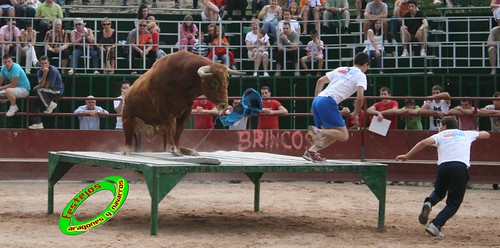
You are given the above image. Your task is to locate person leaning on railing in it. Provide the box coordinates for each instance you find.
[43,18,70,74]
[126,19,156,74]
[68,18,99,75]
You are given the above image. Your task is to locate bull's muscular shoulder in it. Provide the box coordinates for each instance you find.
[160,50,213,73]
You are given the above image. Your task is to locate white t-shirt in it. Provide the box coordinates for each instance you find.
[245,31,259,45]
[277,20,300,34]
[424,100,450,131]
[317,66,367,104]
[114,95,123,129]
[431,129,479,168]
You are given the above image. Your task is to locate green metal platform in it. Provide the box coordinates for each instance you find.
[47,151,387,235]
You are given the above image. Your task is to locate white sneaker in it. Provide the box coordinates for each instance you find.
[401,50,409,57]
[28,123,44,129]
[253,71,258,77]
[294,71,300,76]
[420,50,427,57]
[93,70,100,74]
[275,71,281,76]
[263,72,270,77]
[44,102,57,114]
[433,0,441,5]
[384,40,389,45]
[5,105,18,117]
[25,70,31,74]
[68,69,74,75]
[425,223,444,237]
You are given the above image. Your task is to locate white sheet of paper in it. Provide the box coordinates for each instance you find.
[368,118,391,136]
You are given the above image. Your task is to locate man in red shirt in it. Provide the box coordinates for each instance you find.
[191,95,220,129]
[367,86,399,129]
[258,86,288,129]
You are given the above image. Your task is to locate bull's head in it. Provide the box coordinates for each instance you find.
[197,64,244,111]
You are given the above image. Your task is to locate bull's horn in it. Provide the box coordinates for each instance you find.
[197,66,212,77]
[227,68,245,75]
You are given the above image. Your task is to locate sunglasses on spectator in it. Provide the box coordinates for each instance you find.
[75,23,83,26]
[139,24,147,27]
[10,23,16,25]
[102,23,111,26]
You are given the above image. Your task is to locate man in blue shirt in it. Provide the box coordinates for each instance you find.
[28,56,64,129]
[0,54,31,117]
[74,95,109,130]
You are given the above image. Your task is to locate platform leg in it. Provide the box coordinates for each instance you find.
[245,172,263,212]
[359,170,387,230]
[48,182,55,214]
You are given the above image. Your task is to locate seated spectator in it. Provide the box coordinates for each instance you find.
[322,0,350,34]
[15,0,38,29]
[449,99,478,130]
[356,0,370,20]
[300,0,323,35]
[0,19,21,62]
[69,18,99,75]
[492,0,500,26]
[201,0,221,23]
[246,19,270,77]
[419,85,450,131]
[0,0,16,21]
[74,95,109,130]
[363,0,388,41]
[191,95,219,129]
[178,14,198,51]
[277,8,301,35]
[193,31,209,57]
[227,0,248,21]
[0,54,30,117]
[364,19,384,74]
[397,99,422,130]
[35,0,63,42]
[366,86,398,129]
[258,0,281,39]
[252,0,269,17]
[400,0,428,57]
[289,2,301,21]
[205,24,237,70]
[480,91,500,132]
[113,80,130,130]
[300,29,324,76]
[97,17,116,75]
[275,22,300,76]
[20,22,39,74]
[209,25,231,66]
[43,19,69,74]
[486,26,500,75]
[126,19,157,74]
[137,4,151,20]
[28,55,63,130]
[258,86,288,129]
[147,16,164,59]
[390,0,409,44]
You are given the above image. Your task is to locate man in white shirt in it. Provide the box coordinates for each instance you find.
[114,80,130,130]
[419,85,451,131]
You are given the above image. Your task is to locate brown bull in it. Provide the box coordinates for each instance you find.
[121,51,243,156]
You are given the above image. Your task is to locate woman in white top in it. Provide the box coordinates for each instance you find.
[258,0,282,39]
[20,23,38,74]
[365,19,384,73]
[245,18,270,77]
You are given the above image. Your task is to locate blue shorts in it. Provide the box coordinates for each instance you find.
[311,96,346,128]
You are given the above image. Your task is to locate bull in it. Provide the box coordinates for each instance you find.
[121,51,243,156]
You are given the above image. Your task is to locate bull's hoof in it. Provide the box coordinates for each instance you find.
[180,147,199,156]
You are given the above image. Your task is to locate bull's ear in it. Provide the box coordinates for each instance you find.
[211,78,220,89]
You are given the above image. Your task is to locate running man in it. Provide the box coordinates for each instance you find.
[304,52,370,162]
[396,116,490,237]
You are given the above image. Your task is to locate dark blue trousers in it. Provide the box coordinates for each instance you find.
[425,161,469,228]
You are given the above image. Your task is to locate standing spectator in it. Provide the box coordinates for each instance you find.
[300,29,324,76]
[277,8,301,35]
[69,18,99,75]
[449,99,478,130]
[191,95,219,129]
[97,17,116,75]
[396,116,490,238]
[20,22,39,74]
[127,19,156,74]
[113,80,130,130]
[322,0,350,34]
[299,0,323,35]
[419,85,451,131]
[390,0,409,44]
[0,54,30,117]
[398,99,422,130]
[227,98,249,130]
[15,0,39,29]
[74,96,109,130]
[43,19,69,74]
[364,19,384,73]
[275,22,300,76]
[209,25,231,66]
[35,0,63,42]
[252,0,268,17]
[0,19,21,62]
[258,86,288,129]
[486,26,500,75]
[201,0,221,23]
[28,55,63,130]
[400,0,428,57]
[362,0,388,41]
[304,52,370,162]
[366,86,398,129]
[258,0,281,39]
[227,0,248,21]
[178,14,198,51]
[480,91,500,132]
[346,101,369,129]
[193,31,209,57]
[246,19,270,77]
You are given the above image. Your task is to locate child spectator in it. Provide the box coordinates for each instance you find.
[210,26,231,66]
[179,14,198,51]
[250,28,270,60]
[193,31,209,57]
[300,29,324,76]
